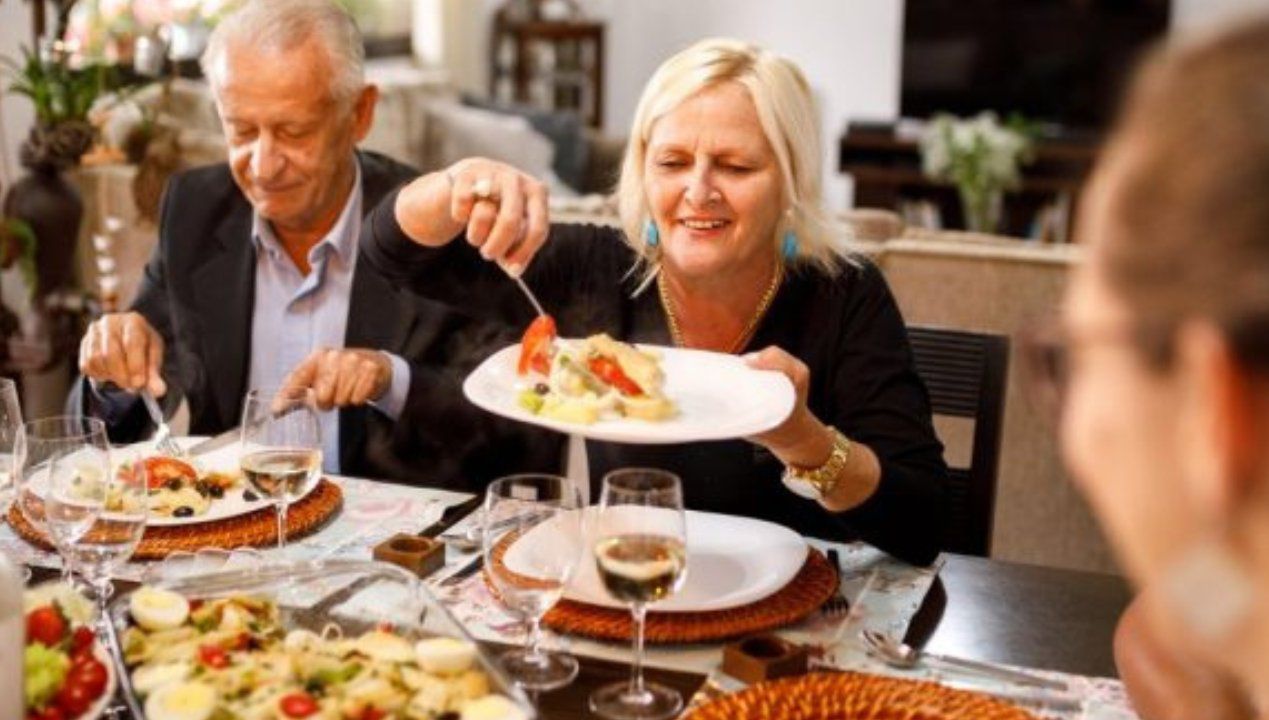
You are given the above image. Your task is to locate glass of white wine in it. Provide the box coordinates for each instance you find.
[239,387,322,550]
[588,468,687,720]
[482,473,584,691]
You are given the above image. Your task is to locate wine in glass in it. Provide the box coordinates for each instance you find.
[18,417,111,584]
[239,387,321,549]
[589,468,688,720]
[482,474,584,690]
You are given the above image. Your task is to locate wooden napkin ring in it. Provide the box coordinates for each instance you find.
[373,534,446,578]
[722,634,809,684]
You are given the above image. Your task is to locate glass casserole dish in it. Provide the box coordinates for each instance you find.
[104,553,535,719]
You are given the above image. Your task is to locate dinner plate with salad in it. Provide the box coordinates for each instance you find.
[463,316,796,443]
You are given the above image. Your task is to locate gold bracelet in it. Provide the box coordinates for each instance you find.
[781,428,853,501]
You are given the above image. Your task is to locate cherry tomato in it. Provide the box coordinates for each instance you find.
[517,315,557,376]
[137,456,198,491]
[587,356,643,396]
[25,606,67,647]
[54,681,93,717]
[69,626,94,655]
[359,707,386,720]
[29,707,65,720]
[68,658,108,698]
[198,643,229,669]
[279,693,320,718]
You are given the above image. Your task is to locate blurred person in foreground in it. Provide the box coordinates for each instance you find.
[363,38,948,565]
[1055,17,1269,719]
[72,0,557,486]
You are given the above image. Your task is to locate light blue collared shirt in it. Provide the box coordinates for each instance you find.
[247,162,409,473]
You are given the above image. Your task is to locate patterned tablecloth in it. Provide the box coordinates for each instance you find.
[2,440,1138,719]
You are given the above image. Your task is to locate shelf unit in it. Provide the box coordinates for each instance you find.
[490,8,605,128]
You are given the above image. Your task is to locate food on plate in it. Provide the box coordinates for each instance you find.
[121,588,521,720]
[515,330,677,425]
[23,584,112,720]
[112,455,242,519]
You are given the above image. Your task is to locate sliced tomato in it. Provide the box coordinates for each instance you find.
[198,643,229,669]
[138,456,198,491]
[279,693,320,718]
[517,315,557,376]
[588,356,643,397]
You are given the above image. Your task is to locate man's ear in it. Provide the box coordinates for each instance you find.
[351,84,379,143]
[1176,321,1261,521]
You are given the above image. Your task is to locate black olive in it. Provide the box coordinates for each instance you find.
[534,383,549,395]
[243,489,259,502]
[164,477,183,491]
[208,485,225,499]
[173,506,194,517]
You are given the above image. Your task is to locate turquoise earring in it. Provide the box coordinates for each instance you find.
[645,221,660,248]
[781,231,799,261]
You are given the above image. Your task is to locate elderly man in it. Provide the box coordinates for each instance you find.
[74,0,558,485]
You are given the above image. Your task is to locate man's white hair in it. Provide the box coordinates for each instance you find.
[201,0,365,106]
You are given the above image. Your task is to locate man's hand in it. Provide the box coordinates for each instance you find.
[281,348,393,411]
[78,312,166,396]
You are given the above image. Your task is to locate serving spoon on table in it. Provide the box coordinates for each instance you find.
[862,629,1069,691]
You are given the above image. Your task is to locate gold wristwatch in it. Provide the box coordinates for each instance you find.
[781,428,853,501]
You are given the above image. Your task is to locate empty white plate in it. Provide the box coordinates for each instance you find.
[502,508,808,613]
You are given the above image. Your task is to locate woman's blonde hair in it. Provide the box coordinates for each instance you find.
[615,38,850,280]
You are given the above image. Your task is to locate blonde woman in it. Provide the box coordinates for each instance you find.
[1054,17,1269,718]
[365,39,947,565]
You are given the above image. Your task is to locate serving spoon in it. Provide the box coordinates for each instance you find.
[862,629,1068,691]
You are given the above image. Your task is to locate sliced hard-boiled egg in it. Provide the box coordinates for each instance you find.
[144,680,216,720]
[130,587,191,631]
[283,628,321,652]
[131,661,192,695]
[414,637,477,675]
[353,629,416,663]
[460,694,529,720]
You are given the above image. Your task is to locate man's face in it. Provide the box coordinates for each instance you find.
[209,37,376,234]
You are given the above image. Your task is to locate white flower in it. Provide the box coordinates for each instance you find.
[920,112,1032,191]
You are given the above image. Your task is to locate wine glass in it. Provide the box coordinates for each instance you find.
[46,446,147,633]
[17,417,111,584]
[482,474,584,690]
[0,378,22,519]
[588,468,688,720]
[239,387,322,550]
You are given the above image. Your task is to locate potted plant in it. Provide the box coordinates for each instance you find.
[920,112,1034,234]
[1,44,108,298]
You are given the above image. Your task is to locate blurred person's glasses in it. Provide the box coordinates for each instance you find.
[1020,313,1176,427]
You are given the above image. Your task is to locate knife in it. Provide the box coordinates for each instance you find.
[418,495,484,539]
[186,428,241,457]
[439,553,485,587]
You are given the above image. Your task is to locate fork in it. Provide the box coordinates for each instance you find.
[139,388,187,458]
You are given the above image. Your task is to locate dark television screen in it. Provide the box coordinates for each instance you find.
[901,0,1170,133]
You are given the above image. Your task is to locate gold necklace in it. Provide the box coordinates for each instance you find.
[658,262,784,354]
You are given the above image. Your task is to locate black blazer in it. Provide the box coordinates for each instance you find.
[73,151,562,488]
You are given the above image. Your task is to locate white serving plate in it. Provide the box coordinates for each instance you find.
[463,341,796,444]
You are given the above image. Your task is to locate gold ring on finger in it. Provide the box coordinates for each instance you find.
[472,177,497,203]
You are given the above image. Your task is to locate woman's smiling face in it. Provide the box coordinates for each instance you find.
[643,81,785,282]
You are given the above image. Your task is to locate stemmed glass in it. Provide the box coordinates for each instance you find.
[45,445,147,634]
[16,417,111,584]
[239,387,322,550]
[0,379,24,577]
[588,468,688,720]
[482,474,584,691]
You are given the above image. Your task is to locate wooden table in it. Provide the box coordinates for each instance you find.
[27,554,1130,719]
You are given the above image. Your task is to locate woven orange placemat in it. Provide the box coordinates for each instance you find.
[682,671,1039,720]
[7,479,343,560]
[486,533,837,644]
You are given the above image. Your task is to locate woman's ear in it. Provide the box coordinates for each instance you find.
[1175,321,1261,521]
